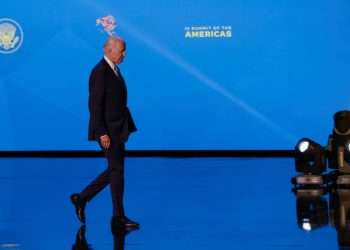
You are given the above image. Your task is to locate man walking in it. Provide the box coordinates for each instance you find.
[70,36,139,229]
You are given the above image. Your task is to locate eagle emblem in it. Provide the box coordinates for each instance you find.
[0,18,23,54]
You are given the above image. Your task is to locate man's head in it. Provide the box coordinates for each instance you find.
[103,36,126,65]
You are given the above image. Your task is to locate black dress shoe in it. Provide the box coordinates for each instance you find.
[111,216,140,229]
[112,226,138,249]
[123,217,140,228]
[70,193,86,224]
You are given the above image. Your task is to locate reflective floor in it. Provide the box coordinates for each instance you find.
[0,157,344,250]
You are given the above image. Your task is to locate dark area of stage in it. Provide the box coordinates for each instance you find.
[0,157,342,249]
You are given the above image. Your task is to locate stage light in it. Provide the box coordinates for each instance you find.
[294,138,326,175]
[327,111,350,177]
[292,138,326,187]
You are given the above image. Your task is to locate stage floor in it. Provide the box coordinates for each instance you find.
[0,157,340,250]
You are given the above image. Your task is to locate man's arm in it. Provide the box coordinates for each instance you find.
[89,67,108,139]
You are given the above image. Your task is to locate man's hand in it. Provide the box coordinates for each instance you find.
[100,134,111,149]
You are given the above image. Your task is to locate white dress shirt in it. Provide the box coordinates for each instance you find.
[104,55,119,77]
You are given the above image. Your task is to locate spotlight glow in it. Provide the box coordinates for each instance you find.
[302,222,312,231]
[346,141,350,152]
[298,141,310,153]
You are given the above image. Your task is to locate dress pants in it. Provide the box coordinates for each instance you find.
[80,141,125,217]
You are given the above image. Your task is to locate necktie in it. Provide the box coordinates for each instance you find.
[114,66,120,77]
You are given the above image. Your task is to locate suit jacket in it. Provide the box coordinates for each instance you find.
[88,58,137,143]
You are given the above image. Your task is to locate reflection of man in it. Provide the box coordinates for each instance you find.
[70,36,139,229]
[72,226,90,250]
[72,225,137,250]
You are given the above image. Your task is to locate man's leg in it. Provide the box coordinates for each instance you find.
[79,169,110,202]
[106,143,125,217]
[107,143,140,229]
[80,141,126,216]
[79,141,112,202]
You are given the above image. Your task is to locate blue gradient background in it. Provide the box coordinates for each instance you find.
[1,0,350,150]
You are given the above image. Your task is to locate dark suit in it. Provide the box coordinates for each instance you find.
[88,58,136,142]
[80,58,137,217]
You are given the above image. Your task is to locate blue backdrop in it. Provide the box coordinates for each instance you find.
[1,0,350,150]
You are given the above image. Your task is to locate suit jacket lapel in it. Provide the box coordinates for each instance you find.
[101,58,121,80]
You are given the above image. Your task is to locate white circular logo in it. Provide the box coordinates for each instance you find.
[0,18,24,54]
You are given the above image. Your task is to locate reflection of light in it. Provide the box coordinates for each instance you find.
[0,243,21,249]
[346,140,350,152]
[298,141,310,153]
[302,219,312,231]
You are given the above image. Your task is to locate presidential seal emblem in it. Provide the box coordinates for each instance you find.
[0,18,24,54]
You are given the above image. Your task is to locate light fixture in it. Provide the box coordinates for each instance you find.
[295,138,326,175]
[328,111,350,173]
[327,111,350,186]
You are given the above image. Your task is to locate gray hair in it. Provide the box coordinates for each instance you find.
[103,36,125,50]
